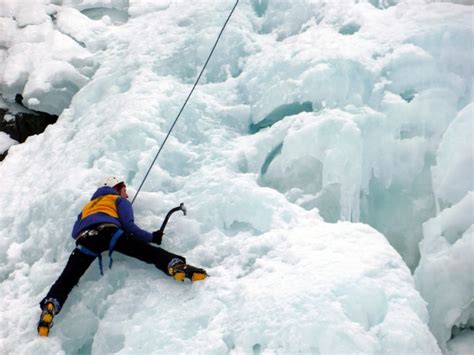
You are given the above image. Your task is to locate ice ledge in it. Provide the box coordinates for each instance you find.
[83,222,441,354]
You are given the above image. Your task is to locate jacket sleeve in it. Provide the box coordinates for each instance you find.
[116,198,153,243]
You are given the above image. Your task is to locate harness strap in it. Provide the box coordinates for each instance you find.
[108,229,124,270]
[77,245,103,275]
[76,228,124,276]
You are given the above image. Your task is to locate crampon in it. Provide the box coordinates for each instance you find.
[37,302,56,337]
[168,263,208,282]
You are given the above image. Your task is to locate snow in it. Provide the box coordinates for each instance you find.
[415,193,474,352]
[128,0,171,18]
[236,0,473,271]
[432,104,474,207]
[0,2,98,115]
[414,103,473,353]
[447,329,474,355]
[0,0,472,353]
[0,131,18,154]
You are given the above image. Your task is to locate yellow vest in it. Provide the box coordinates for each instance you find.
[81,195,119,219]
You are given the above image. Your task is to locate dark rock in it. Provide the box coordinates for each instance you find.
[11,111,58,143]
[0,96,58,161]
[15,94,23,105]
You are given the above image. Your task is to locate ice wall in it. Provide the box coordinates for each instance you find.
[414,104,474,352]
[237,0,473,271]
[0,0,471,353]
[431,105,474,209]
[415,193,473,352]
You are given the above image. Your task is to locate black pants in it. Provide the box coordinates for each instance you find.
[40,228,185,312]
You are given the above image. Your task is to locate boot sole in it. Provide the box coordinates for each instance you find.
[172,271,208,282]
[191,273,208,281]
[169,266,208,282]
[173,272,186,282]
[38,325,50,337]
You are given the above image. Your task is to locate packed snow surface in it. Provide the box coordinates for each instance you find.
[0,0,472,354]
[0,131,18,154]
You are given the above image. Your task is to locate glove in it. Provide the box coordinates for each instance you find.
[152,230,163,245]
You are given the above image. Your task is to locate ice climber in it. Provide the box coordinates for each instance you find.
[37,176,207,336]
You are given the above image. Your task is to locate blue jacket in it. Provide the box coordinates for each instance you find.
[71,186,153,243]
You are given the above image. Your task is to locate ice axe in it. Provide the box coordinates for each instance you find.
[158,203,186,234]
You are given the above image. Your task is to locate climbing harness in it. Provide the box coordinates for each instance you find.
[107,228,124,270]
[77,227,124,275]
[131,0,240,204]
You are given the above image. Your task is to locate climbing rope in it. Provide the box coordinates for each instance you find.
[131,0,240,204]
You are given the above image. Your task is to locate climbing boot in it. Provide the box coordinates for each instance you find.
[37,301,57,336]
[168,262,208,282]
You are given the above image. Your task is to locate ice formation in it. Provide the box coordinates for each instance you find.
[0,131,18,154]
[0,0,99,115]
[414,104,474,353]
[0,0,472,353]
[237,0,473,271]
[415,193,473,352]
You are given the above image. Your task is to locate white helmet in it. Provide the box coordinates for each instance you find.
[99,176,123,188]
